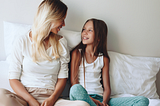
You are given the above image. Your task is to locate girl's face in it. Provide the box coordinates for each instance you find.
[81,21,95,45]
[51,13,67,34]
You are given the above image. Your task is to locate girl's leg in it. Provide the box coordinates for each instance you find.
[0,88,28,106]
[69,84,97,106]
[108,96,149,106]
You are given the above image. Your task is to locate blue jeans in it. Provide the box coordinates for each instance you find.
[69,84,149,106]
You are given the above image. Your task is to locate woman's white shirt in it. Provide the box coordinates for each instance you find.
[8,31,70,90]
[79,54,104,96]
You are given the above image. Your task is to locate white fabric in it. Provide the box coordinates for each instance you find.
[3,21,32,57]
[58,29,81,51]
[0,61,13,92]
[3,21,81,60]
[8,32,70,90]
[79,54,104,96]
[108,51,160,99]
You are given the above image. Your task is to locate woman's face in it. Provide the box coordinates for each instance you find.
[81,21,95,45]
[51,13,67,34]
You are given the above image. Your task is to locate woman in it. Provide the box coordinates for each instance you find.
[0,0,89,106]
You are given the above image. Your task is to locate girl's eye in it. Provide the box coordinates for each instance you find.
[82,29,85,31]
[89,30,92,32]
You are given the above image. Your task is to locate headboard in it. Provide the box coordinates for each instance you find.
[0,0,160,97]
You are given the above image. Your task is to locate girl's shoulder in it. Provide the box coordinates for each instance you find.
[71,48,81,57]
[103,56,110,65]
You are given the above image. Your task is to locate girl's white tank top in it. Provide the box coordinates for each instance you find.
[78,52,104,96]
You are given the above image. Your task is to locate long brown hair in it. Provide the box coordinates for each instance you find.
[71,18,110,84]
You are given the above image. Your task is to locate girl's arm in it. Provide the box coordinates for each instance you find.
[102,56,111,105]
[10,79,40,106]
[41,78,67,106]
[70,50,79,86]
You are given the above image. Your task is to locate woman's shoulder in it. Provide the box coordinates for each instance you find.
[14,31,30,44]
[59,36,67,45]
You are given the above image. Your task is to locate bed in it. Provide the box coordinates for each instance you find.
[1,22,160,106]
[0,0,160,106]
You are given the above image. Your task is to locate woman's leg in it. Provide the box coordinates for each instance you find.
[26,87,90,106]
[109,96,149,106]
[0,88,28,106]
[69,84,97,106]
[54,98,90,106]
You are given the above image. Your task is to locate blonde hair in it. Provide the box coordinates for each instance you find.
[31,0,67,62]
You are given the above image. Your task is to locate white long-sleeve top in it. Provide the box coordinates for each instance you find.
[8,31,70,90]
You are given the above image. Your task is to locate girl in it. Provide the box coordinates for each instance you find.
[69,18,149,106]
[0,0,89,106]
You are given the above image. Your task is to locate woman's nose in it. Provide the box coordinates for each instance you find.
[62,21,65,26]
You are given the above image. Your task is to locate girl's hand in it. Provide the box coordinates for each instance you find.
[102,101,109,106]
[28,98,40,106]
[41,97,54,106]
[92,99,103,106]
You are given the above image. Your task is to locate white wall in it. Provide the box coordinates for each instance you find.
[0,0,42,60]
[63,0,160,57]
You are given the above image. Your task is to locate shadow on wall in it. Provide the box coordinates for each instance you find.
[107,25,121,52]
[156,69,160,98]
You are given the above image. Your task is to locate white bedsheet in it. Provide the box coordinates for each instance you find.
[0,61,160,105]
[0,61,13,91]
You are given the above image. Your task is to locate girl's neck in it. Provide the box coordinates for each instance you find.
[85,45,94,57]
[85,45,98,64]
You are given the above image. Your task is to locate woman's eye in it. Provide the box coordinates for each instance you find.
[89,30,92,32]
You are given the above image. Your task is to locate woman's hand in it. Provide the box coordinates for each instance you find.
[40,78,67,106]
[41,97,54,106]
[10,79,40,106]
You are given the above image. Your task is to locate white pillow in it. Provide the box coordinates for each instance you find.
[108,51,160,99]
[58,29,81,51]
[3,21,32,57]
[3,21,81,58]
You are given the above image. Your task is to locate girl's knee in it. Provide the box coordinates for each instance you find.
[70,84,85,94]
[69,84,88,101]
[71,84,83,90]
[138,96,149,104]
